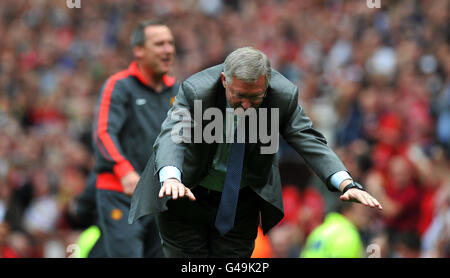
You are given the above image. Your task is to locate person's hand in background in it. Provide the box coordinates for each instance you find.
[121,171,140,196]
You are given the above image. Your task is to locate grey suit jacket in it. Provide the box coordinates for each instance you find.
[129,64,348,234]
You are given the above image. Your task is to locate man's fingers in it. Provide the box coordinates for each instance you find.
[367,195,377,208]
[172,183,179,199]
[359,192,375,207]
[178,183,185,198]
[371,196,383,210]
[159,182,174,198]
[185,188,196,201]
[165,182,172,196]
[159,181,195,201]
[341,189,384,211]
[376,201,383,210]
[159,185,166,198]
[340,190,363,204]
[360,192,380,209]
[358,192,369,206]
[340,191,354,201]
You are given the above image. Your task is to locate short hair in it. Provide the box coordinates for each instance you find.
[223,47,272,87]
[130,19,167,48]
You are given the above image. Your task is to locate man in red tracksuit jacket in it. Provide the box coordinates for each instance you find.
[92,20,179,257]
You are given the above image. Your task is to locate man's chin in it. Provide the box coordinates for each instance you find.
[160,68,172,76]
[159,63,173,73]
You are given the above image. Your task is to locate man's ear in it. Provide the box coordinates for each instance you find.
[220,72,227,88]
[133,45,144,59]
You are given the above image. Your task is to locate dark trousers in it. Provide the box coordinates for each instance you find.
[156,186,260,258]
[96,189,164,258]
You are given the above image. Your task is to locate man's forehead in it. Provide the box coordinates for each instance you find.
[231,75,265,85]
[230,75,266,90]
[144,25,173,39]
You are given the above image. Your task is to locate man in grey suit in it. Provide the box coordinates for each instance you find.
[129,47,382,258]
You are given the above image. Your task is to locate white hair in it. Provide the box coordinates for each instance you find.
[223,47,271,87]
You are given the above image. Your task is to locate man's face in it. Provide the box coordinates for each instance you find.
[135,25,175,75]
[221,73,267,110]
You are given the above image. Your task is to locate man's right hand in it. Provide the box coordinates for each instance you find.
[159,178,196,201]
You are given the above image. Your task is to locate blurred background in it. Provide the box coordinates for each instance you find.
[0,0,448,258]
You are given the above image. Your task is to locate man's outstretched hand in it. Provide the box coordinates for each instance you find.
[159,178,196,201]
[339,181,383,210]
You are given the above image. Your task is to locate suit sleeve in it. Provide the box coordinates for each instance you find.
[129,81,197,224]
[280,86,349,192]
[94,77,135,179]
[152,81,197,177]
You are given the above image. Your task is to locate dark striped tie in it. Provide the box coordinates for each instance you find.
[214,121,246,236]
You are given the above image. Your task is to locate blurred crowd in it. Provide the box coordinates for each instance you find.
[0,0,449,258]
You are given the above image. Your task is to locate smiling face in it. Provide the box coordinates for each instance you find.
[221,73,267,110]
[134,25,175,76]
